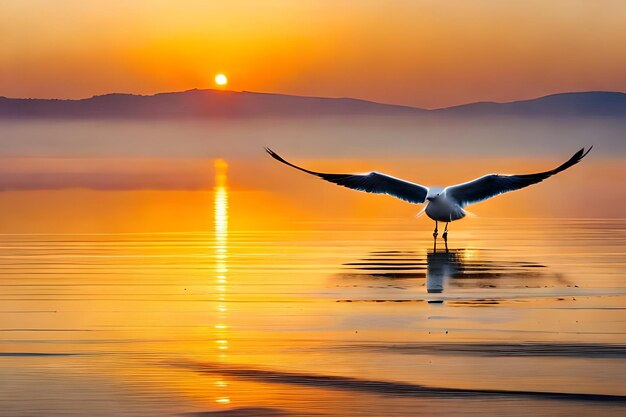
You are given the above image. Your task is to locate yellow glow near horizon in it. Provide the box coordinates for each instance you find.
[215,74,228,86]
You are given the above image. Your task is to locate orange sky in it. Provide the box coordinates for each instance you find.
[1,1,625,108]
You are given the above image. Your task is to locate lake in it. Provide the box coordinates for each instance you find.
[1,116,625,415]
[1,209,625,416]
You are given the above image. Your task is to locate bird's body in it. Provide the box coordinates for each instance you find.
[424,192,467,222]
[265,147,592,243]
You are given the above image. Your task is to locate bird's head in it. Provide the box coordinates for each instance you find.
[426,187,444,202]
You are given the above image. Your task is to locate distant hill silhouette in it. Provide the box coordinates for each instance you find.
[0,89,624,119]
[439,91,626,117]
[0,89,421,119]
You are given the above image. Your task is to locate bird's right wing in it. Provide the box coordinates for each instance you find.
[445,147,592,207]
[265,148,429,204]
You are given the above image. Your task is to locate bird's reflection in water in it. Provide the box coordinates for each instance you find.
[340,246,567,302]
[426,250,460,294]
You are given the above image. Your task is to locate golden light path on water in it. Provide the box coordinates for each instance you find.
[213,158,230,405]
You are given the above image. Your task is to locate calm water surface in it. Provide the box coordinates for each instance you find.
[1,217,625,416]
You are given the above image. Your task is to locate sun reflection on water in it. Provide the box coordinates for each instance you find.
[213,158,230,405]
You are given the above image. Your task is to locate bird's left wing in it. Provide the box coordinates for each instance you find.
[265,148,428,204]
[445,147,592,207]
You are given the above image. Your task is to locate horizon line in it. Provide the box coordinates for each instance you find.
[1,88,625,112]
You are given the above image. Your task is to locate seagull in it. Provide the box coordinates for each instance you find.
[265,147,592,242]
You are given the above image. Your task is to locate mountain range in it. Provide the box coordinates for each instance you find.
[0,89,624,119]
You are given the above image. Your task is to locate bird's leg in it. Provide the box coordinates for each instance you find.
[443,223,449,253]
[433,221,438,239]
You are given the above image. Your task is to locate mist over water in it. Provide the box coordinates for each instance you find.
[1,116,624,158]
[0,115,624,223]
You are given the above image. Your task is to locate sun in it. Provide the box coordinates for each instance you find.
[215,73,228,86]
